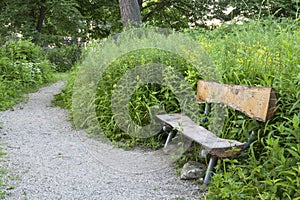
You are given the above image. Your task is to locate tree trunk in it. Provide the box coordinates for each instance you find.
[138,0,143,10]
[118,0,142,27]
[36,0,47,33]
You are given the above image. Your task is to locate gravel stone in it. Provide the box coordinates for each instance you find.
[0,82,202,200]
[180,161,206,180]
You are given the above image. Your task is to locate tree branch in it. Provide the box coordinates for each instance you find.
[142,0,172,21]
[36,0,47,33]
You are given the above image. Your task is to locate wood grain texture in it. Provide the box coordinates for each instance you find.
[156,114,245,158]
[196,80,277,122]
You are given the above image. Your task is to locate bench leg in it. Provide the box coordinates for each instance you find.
[203,156,217,185]
[164,130,175,148]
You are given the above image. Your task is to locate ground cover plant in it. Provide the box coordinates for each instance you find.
[0,39,55,110]
[0,39,56,198]
[45,43,81,72]
[191,18,300,199]
[54,18,299,199]
[56,47,207,149]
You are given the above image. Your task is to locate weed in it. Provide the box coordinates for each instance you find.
[54,18,300,199]
[0,39,55,110]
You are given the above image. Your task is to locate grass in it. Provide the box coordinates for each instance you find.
[0,40,68,198]
[30,17,300,199]
[192,18,300,199]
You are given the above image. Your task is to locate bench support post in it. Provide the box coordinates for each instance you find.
[163,125,176,148]
[203,156,217,185]
[164,130,175,148]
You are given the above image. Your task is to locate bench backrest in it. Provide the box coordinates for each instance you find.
[196,80,277,122]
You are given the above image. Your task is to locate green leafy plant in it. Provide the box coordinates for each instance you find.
[0,39,54,110]
[193,18,300,199]
[54,18,299,199]
[94,48,200,147]
[45,44,81,72]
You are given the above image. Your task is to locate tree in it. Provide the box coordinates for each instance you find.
[140,0,300,29]
[118,0,142,27]
[0,0,84,45]
[0,0,298,46]
[36,0,47,33]
[76,0,121,39]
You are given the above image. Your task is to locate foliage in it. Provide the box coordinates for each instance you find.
[52,67,79,110]
[94,49,197,147]
[188,18,300,199]
[0,39,54,85]
[1,0,299,46]
[0,39,54,110]
[142,0,300,30]
[45,44,81,72]
[228,0,300,19]
[54,46,203,148]
[0,0,84,44]
[141,0,203,29]
[56,18,300,199]
[76,0,122,39]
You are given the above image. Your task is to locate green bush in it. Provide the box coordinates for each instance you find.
[190,19,300,199]
[0,39,54,84]
[52,67,78,109]
[0,39,54,110]
[54,48,203,148]
[0,77,21,110]
[0,39,42,62]
[55,19,299,199]
[94,49,198,146]
[45,44,81,72]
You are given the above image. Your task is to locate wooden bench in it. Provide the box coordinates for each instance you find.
[156,80,277,184]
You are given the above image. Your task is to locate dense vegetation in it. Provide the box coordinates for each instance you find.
[195,19,300,200]
[1,0,299,45]
[0,0,299,199]
[54,18,300,199]
[0,40,54,110]
[0,39,78,197]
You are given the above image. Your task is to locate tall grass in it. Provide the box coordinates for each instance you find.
[0,39,55,110]
[190,18,300,199]
[0,39,55,198]
[54,18,299,199]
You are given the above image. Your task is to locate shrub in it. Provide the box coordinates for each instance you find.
[191,19,300,199]
[45,44,81,72]
[54,47,204,148]
[55,18,299,199]
[1,39,45,62]
[94,49,196,146]
[0,39,54,110]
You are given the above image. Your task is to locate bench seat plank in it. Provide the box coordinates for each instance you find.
[156,113,245,158]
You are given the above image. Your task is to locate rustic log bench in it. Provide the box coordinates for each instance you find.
[156,80,277,184]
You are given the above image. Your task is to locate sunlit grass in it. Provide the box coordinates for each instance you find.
[52,18,299,199]
[192,18,300,199]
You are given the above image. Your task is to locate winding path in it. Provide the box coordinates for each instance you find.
[0,82,201,199]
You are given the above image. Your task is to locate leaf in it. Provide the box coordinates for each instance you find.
[292,114,300,129]
[287,148,300,158]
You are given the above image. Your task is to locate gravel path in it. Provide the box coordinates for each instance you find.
[0,82,201,200]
